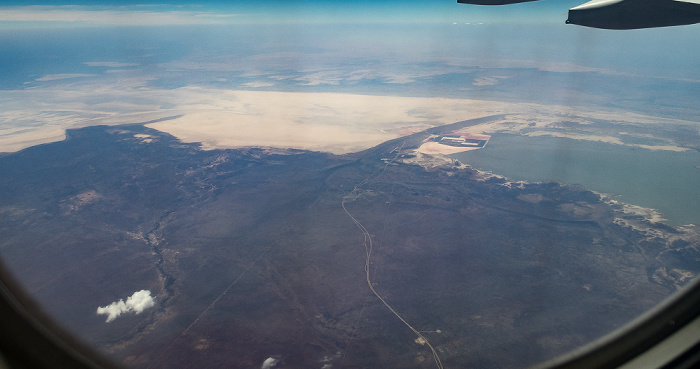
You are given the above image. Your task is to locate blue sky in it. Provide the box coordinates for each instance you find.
[0,1,698,87]
[0,1,697,73]
[1,2,697,83]
[0,1,580,26]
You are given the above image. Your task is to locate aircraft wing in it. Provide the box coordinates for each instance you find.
[458,0,700,29]
[566,0,700,29]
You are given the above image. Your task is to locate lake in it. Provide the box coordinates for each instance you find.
[452,133,700,226]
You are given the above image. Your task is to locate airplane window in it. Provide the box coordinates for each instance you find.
[0,1,698,369]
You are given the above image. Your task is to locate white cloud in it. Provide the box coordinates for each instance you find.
[242,81,275,88]
[319,351,341,368]
[0,6,239,26]
[473,75,510,87]
[261,357,278,369]
[96,290,155,323]
[84,62,139,68]
[440,56,620,75]
[294,71,344,86]
[35,74,95,82]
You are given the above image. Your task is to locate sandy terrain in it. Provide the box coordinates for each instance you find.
[416,141,484,155]
[145,90,513,154]
[1,86,696,154]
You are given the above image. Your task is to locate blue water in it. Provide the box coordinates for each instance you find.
[452,133,700,226]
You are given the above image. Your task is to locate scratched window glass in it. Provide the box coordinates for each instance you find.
[0,1,698,368]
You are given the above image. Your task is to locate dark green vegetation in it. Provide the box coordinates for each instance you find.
[0,118,698,369]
